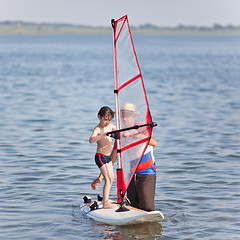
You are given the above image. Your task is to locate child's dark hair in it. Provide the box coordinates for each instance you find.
[98,106,114,120]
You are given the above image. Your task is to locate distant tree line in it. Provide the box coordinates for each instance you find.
[1,21,240,29]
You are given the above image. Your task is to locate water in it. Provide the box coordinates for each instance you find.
[0,34,239,239]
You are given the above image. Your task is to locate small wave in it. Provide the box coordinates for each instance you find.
[23,119,52,123]
[227,154,240,159]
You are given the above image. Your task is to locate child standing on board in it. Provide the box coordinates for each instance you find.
[89,106,116,209]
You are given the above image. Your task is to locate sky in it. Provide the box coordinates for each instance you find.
[0,0,240,27]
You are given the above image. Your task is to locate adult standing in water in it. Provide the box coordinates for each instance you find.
[119,103,157,212]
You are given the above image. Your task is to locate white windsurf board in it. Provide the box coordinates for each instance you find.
[80,200,164,226]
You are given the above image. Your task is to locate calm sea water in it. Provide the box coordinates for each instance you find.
[0,34,240,239]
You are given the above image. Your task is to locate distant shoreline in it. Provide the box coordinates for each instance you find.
[1,21,240,35]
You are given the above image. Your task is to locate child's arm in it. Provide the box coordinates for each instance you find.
[89,127,106,143]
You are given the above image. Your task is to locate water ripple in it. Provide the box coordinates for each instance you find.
[0,34,240,239]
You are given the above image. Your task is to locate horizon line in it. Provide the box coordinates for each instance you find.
[1,20,240,29]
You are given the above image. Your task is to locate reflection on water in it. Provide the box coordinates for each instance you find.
[101,222,163,240]
[118,222,164,239]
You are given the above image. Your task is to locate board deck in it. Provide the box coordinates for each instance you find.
[81,200,164,226]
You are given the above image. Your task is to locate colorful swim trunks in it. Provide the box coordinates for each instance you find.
[95,153,111,168]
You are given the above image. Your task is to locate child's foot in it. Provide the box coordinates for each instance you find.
[103,202,116,209]
[91,177,102,190]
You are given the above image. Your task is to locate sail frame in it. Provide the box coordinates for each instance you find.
[111,15,153,201]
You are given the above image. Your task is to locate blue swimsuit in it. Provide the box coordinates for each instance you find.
[95,153,111,168]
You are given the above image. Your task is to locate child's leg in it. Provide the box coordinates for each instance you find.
[100,162,114,208]
[92,150,117,190]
